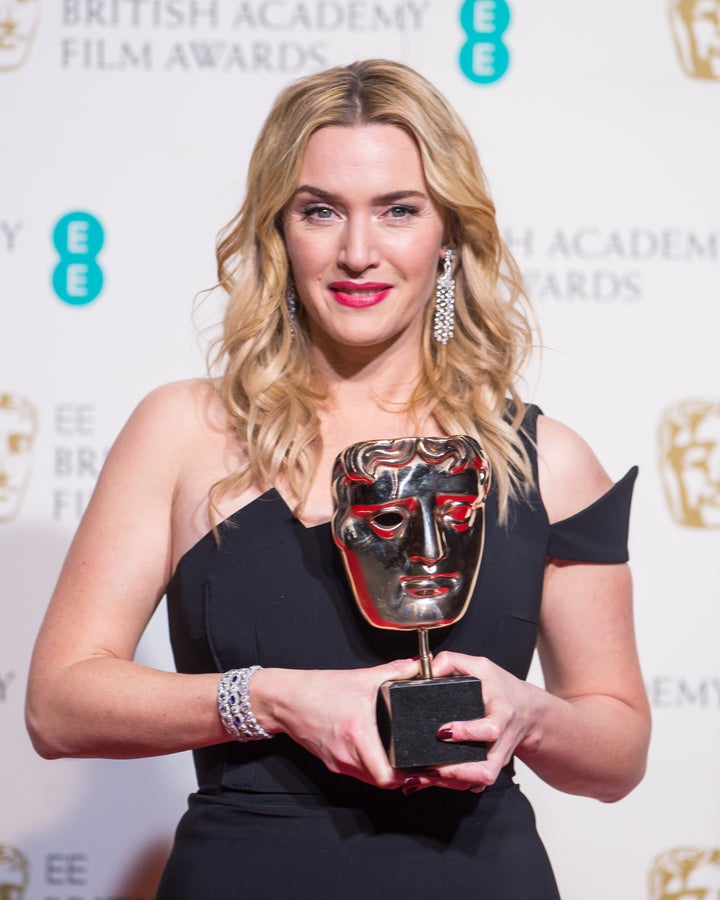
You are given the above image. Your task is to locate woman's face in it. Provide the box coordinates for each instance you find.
[283,124,446,356]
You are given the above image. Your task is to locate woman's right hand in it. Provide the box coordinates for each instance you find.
[250,660,420,789]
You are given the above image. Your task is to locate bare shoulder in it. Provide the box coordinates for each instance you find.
[124,378,223,438]
[109,379,223,469]
[42,380,225,607]
[536,414,614,524]
[81,378,225,545]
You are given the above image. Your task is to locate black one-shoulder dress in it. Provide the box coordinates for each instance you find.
[156,406,637,899]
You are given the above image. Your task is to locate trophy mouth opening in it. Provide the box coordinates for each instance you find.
[400,574,459,599]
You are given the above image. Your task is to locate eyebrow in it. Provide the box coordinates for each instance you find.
[350,497,420,516]
[292,185,428,205]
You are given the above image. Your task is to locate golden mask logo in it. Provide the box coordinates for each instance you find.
[649,846,720,898]
[668,0,720,80]
[0,844,30,900]
[0,0,40,72]
[659,399,720,529]
[0,393,37,523]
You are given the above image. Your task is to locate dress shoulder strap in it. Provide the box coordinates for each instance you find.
[547,466,639,563]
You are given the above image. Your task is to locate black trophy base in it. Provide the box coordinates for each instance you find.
[377,675,486,769]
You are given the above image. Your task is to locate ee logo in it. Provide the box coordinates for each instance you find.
[52,212,105,305]
[459,0,511,84]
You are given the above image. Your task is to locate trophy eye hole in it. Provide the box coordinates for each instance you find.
[683,444,711,473]
[440,502,476,532]
[368,510,407,539]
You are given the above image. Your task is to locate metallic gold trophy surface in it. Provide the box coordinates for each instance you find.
[331,435,491,768]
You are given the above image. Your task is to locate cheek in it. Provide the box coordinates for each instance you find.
[444,525,483,558]
[393,230,442,269]
[286,234,334,281]
[284,235,309,276]
[348,535,407,570]
[407,242,444,287]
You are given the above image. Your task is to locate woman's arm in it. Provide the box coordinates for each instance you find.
[25,380,418,788]
[517,558,648,800]
[25,381,228,759]
[410,415,651,801]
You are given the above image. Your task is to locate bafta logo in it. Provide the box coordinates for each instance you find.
[649,846,720,899]
[0,0,40,71]
[0,844,30,900]
[659,399,720,529]
[668,0,720,80]
[0,393,38,523]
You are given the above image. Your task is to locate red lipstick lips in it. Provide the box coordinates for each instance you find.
[329,281,392,308]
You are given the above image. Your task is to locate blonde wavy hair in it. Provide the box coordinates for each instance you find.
[210,59,536,520]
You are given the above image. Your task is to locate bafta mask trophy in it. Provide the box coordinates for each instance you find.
[332,436,491,768]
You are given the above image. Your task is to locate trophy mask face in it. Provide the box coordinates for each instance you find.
[0,0,41,71]
[669,0,720,79]
[659,400,720,528]
[0,394,37,522]
[332,436,490,629]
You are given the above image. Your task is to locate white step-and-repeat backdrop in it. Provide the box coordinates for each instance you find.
[2,1,719,897]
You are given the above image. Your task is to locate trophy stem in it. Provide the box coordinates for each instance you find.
[417,628,433,680]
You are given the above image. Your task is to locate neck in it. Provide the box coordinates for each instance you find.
[308,329,425,407]
[317,353,424,419]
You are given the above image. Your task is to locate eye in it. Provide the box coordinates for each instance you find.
[439,502,476,533]
[301,204,336,222]
[367,508,408,539]
[386,205,419,220]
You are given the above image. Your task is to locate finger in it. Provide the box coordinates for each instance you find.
[430,650,484,679]
[356,716,405,789]
[427,650,464,677]
[432,736,514,789]
[401,775,427,796]
[428,761,496,791]
[437,717,500,744]
[401,769,442,795]
[379,657,424,684]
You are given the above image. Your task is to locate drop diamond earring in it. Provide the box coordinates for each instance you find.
[286,284,297,336]
[433,248,455,345]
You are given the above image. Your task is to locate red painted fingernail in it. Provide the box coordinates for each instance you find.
[438,727,453,740]
[403,776,421,796]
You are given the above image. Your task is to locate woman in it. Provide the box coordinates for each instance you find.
[26,60,650,898]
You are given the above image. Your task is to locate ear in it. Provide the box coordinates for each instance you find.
[440,246,455,265]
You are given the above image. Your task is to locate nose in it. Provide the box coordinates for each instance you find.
[407,502,445,565]
[338,215,379,275]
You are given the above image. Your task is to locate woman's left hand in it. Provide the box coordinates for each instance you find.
[401,650,540,795]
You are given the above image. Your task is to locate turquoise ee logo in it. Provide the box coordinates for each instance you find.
[52,212,104,305]
[459,0,511,84]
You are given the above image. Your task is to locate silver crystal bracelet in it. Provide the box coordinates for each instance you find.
[217,666,272,741]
